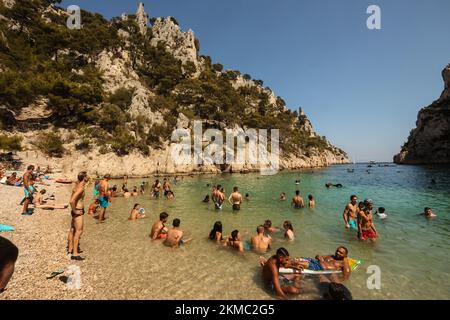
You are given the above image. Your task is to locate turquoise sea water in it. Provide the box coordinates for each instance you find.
[80,164,450,300]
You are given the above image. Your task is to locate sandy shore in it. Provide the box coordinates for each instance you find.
[0,178,97,300]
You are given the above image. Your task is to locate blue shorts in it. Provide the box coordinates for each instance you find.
[153,191,160,198]
[24,187,34,199]
[349,219,357,230]
[303,258,324,271]
[97,196,109,208]
[214,202,223,210]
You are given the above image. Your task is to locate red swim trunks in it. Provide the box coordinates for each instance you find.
[157,233,167,239]
[361,230,377,240]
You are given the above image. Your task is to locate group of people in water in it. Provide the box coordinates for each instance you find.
[207,219,296,253]
[202,185,246,211]
[0,166,439,297]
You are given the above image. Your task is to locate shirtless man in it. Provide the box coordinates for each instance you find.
[251,225,272,253]
[67,172,89,260]
[129,203,146,221]
[261,247,301,300]
[97,174,110,222]
[291,190,304,209]
[357,199,378,241]
[162,178,171,197]
[224,230,244,252]
[419,207,437,218]
[21,165,35,215]
[150,212,169,240]
[33,189,68,210]
[213,185,225,210]
[228,187,243,211]
[164,218,191,248]
[152,179,162,198]
[291,246,351,282]
[343,195,358,229]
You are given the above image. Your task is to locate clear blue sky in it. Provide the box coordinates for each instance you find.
[61,0,450,162]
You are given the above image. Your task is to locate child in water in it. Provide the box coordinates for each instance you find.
[308,195,315,208]
[375,207,387,219]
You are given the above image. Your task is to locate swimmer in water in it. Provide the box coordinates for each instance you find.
[264,220,280,234]
[279,192,286,201]
[209,221,223,242]
[129,203,146,220]
[375,207,387,219]
[224,230,244,252]
[308,194,315,208]
[202,195,210,203]
[164,218,192,248]
[150,212,169,240]
[283,221,295,241]
[419,207,436,218]
[291,190,304,209]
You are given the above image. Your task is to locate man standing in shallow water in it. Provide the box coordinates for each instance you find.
[343,195,358,229]
[357,199,378,241]
[229,186,243,211]
[291,190,304,209]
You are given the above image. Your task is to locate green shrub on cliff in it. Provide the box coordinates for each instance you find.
[0,134,22,152]
[34,132,65,157]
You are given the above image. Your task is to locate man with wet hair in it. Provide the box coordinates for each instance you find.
[419,207,437,218]
[0,236,19,293]
[261,247,301,300]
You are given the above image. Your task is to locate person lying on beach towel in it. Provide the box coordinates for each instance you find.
[32,189,68,210]
[5,172,22,186]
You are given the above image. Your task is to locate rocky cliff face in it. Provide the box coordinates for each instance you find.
[0,1,349,176]
[394,64,450,164]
